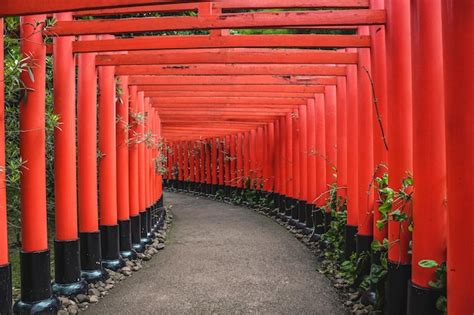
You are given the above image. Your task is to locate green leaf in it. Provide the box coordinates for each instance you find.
[418,260,439,268]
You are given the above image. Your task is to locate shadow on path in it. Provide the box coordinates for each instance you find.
[86,192,345,314]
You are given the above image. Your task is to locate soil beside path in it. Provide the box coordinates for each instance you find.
[86,192,345,315]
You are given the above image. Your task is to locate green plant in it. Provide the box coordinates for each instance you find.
[418,260,447,314]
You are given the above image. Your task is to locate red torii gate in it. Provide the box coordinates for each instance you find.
[0,1,472,315]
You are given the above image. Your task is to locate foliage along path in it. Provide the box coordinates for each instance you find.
[86,192,344,314]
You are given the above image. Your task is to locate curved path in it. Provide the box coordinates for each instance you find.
[86,192,345,314]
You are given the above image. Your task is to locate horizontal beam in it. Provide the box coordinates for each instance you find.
[154,104,300,109]
[74,1,369,16]
[149,97,307,104]
[0,0,203,17]
[116,64,346,76]
[137,84,326,93]
[96,49,358,65]
[156,108,294,113]
[143,91,316,98]
[73,34,369,53]
[50,10,385,36]
[162,121,264,127]
[160,115,278,122]
[128,75,337,85]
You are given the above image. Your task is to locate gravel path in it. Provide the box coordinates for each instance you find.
[86,192,345,315]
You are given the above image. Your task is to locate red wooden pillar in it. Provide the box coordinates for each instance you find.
[336,76,348,199]
[143,100,152,234]
[442,1,474,314]
[408,1,447,312]
[189,141,195,190]
[183,141,189,189]
[298,104,308,226]
[285,113,294,215]
[137,92,151,244]
[52,12,87,295]
[128,85,143,253]
[77,36,109,279]
[324,85,337,230]
[211,138,218,194]
[14,15,58,314]
[236,133,243,189]
[98,35,125,270]
[266,123,275,192]
[249,129,257,190]
[218,138,224,190]
[385,1,414,312]
[306,99,316,230]
[345,50,359,257]
[200,141,206,193]
[243,132,251,189]
[356,27,374,254]
[292,112,301,217]
[176,141,183,184]
[224,135,231,193]
[314,93,326,234]
[256,127,264,190]
[156,113,163,205]
[0,18,12,315]
[370,0,389,244]
[205,139,212,194]
[116,75,136,260]
[229,135,237,191]
[278,117,287,213]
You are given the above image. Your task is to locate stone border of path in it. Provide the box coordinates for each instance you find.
[167,189,375,315]
[56,207,174,315]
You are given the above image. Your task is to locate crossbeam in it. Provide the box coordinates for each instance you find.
[136,84,326,93]
[74,0,369,16]
[97,49,358,65]
[73,34,369,53]
[116,64,346,76]
[149,97,307,105]
[128,75,337,85]
[0,0,204,17]
[143,91,316,98]
[49,10,386,36]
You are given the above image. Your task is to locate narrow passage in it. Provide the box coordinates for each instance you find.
[87,192,345,314]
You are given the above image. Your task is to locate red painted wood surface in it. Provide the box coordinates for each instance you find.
[96,49,357,65]
[129,75,337,86]
[19,16,48,252]
[115,64,347,76]
[50,10,385,36]
[0,0,204,16]
[442,1,474,313]
[73,34,370,53]
[74,0,369,17]
[53,12,79,241]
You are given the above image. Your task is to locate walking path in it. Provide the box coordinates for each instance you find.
[86,192,345,314]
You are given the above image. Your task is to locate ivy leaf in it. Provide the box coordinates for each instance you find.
[418,260,439,268]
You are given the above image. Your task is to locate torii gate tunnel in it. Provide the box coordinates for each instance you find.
[0,1,472,314]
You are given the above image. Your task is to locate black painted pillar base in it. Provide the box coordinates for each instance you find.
[79,232,108,283]
[158,195,163,208]
[312,207,325,235]
[0,263,12,315]
[13,250,59,315]
[407,281,442,315]
[284,197,293,217]
[52,240,88,296]
[146,207,155,240]
[384,261,412,315]
[356,234,373,279]
[305,203,314,229]
[100,225,125,271]
[324,211,333,232]
[118,220,137,260]
[130,215,145,253]
[140,211,152,245]
[344,225,358,259]
[295,201,307,230]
